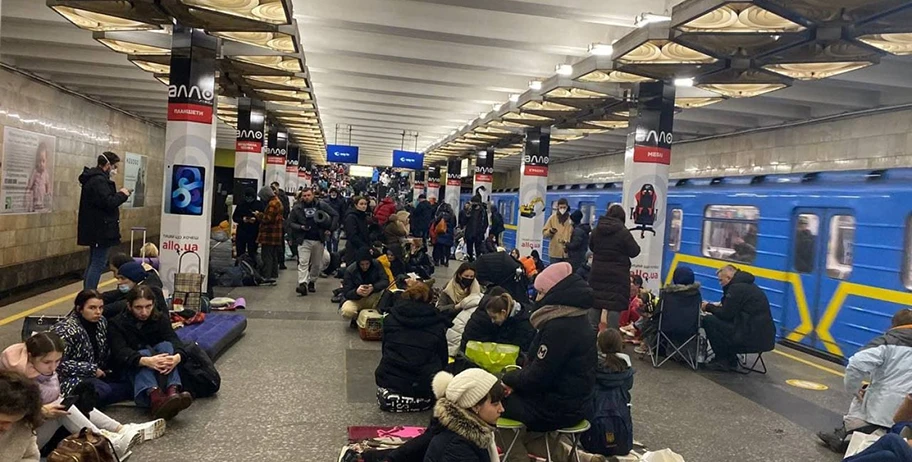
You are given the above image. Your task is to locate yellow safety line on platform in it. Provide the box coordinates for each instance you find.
[772,349,845,378]
[0,279,116,327]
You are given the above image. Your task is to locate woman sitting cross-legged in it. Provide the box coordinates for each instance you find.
[376,282,449,413]
[108,285,193,420]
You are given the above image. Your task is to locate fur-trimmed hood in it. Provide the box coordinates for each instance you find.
[434,398,495,449]
[661,281,701,294]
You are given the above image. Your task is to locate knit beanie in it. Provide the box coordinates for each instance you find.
[534,262,572,294]
[117,261,147,284]
[432,370,498,408]
[570,210,583,224]
[673,266,695,285]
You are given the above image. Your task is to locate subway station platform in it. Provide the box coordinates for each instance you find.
[0,261,852,462]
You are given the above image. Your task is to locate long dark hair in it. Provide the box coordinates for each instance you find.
[74,289,103,314]
[455,262,475,279]
[126,285,161,320]
[0,371,43,431]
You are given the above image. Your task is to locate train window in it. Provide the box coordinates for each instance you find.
[826,215,855,280]
[508,200,515,225]
[793,214,819,273]
[578,202,595,225]
[701,205,759,264]
[668,209,683,252]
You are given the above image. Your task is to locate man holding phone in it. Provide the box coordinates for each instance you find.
[340,248,390,321]
[77,151,131,290]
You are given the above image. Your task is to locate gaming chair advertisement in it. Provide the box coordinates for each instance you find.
[517,129,549,257]
[161,27,217,293]
[623,81,675,291]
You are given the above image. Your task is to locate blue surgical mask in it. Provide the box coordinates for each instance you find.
[118,284,131,293]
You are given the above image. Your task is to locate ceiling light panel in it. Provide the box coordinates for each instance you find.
[49,3,164,31]
[695,68,791,97]
[760,41,880,80]
[232,55,303,72]
[857,33,912,55]
[519,101,579,112]
[675,96,725,108]
[130,59,170,74]
[612,26,725,81]
[97,38,171,55]
[677,3,805,33]
[181,0,291,25]
[758,0,910,25]
[214,31,297,52]
[577,70,654,83]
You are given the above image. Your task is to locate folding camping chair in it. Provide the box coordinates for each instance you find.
[651,288,703,370]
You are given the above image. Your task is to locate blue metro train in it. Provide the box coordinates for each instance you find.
[463,169,912,361]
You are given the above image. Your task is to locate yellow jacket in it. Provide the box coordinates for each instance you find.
[543,213,574,259]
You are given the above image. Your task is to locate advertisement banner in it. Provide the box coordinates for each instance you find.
[413,170,426,203]
[392,150,424,169]
[516,129,549,257]
[234,98,265,198]
[326,144,359,164]
[0,127,56,214]
[473,150,493,205]
[123,152,148,208]
[298,158,311,187]
[426,166,440,202]
[622,81,676,291]
[264,128,288,189]
[160,26,217,293]
[444,158,461,218]
[286,145,300,193]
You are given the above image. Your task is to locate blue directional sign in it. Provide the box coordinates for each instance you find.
[392,150,424,169]
[326,144,359,164]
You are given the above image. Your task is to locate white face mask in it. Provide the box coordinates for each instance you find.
[558,207,568,214]
[109,167,118,177]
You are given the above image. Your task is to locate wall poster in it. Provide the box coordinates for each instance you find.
[123,152,148,208]
[0,127,56,214]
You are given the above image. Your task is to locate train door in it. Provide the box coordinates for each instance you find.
[663,206,684,281]
[789,208,855,351]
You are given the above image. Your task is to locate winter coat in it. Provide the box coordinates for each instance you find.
[326,195,347,218]
[502,273,596,432]
[437,277,483,317]
[589,216,640,312]
[383,215,408,248]
[474,252,532,310]
[446,294,484,356]
[424,398,497,462]
[108,309,186,370]
[459,295,536,355]
[77,167,128,247]
[102,271,168,319]
[0,343,60,404]
[288,199,339,245]
[275,189,291,220]
[465,203,489,240]
[343,209,371,264]
[489,210,505,237]
[705,270,775,354]
[0,420,39,462]
[567,223,591,271]
[52,313,111,395]
[843,326,912,428]
[542,212,574,259]
[375,299,449,399]
[575,263,590,282]
[374,198,397,226]
[256,196,285,246]
[413,200,435,237]
[342,260,390,301]
[433,216,455,247]
[232,199,265,240]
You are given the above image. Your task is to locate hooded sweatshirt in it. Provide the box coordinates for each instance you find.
[0,343,60,404]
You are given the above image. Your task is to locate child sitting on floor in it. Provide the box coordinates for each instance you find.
[582,329,635,457]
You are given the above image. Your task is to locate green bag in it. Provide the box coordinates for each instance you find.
[465,341,520,374]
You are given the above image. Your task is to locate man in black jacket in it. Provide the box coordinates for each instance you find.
[288,188,339,296]
[340,248,390,320]
[231,187,264,259]
[566,210,591,272]
[325,188,347,253]
[78,152,131,290]
[464,195,489,261]
[702,265,776,371]
[411,194,435,244]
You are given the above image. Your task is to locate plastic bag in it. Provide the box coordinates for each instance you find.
[465,341,520,374]
[642,449,685,462]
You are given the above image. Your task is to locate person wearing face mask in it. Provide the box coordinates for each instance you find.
[542,198,574,264]
[232,187,264,259]
[1,332,150,458]
[343,196,372,266]
[103,261,168,319]
[77,151,131,290]
[437,263,482,318]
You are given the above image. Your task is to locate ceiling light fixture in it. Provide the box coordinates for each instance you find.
[635,12,671,28]
[674,77,694,87]
[763,61,873,80]
[509,94,520,103]
[214,31,297,52]
[50,6,159,31]
[233,55,303,72]
[588,43,614,56]
[492,103,502,111]
[181,0,291,25]
[528,80,543,91]
[96,38,171,55]
[555,64,574,76]
[857,33,912,55]
[676,4,804,33]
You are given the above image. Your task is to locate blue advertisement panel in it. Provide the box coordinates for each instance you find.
[326,144,359,164]
[392,150,424,169]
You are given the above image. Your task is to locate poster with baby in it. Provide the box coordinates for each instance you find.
[123,152,148,208]
[0,127,56,214]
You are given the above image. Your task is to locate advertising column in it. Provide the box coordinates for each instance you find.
[622,81,676,292]
[444,158,462,218]
[286,145,300,193]
[516,128,550,257]
[233,97,265,203]
[413,170,426,201]
[473,149,494,205]
[426,166,440,202]
[159,26,217,293]
[264,127,288,189]
[298,156,311,188]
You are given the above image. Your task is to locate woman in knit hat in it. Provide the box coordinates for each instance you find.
[424,369,505,462]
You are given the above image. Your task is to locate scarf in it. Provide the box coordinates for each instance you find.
[443,277,480,305]
[529,305,587,330]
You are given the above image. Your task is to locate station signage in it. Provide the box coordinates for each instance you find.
[326,144,359,164]
[392,150,424,169]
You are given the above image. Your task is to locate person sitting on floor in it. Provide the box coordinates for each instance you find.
[582,329,634,457]
[0,332,157,458]
[575,252,592,282]
[701,264,775,372]
[424,370,505,462]
[474,250,533,311]
[377,244,411,283]
[617,275,644,335]
[458,288,535,361]
[446,293,484,357]
[437,262,482,318]
[340,248,391,321]
[499,262,602,462]
[108,285,193,420]
[0,370,43,462]
[102,255,165,317]
[375,283,449,413]
[818,308,912,453]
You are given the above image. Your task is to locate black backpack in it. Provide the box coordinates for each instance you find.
[581,370,634,457]
[236,254,262,286]
[178,342,221,398]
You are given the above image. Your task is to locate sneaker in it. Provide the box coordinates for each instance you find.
[100,429,140,460]
[331,294,343,303]
[122,419,166,441]
[296,283,308,296]
[308,281,316,293]
[634,344,649,355]
[817,427,850,453]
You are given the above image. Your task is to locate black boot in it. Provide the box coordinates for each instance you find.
[817,426,850,453]
[308,281,316,293]
[296,283,308,296]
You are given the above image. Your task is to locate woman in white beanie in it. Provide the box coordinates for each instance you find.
[424,369,505,462]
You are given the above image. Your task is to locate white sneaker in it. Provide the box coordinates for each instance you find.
[100,428,140,459]
[122,419,166,441]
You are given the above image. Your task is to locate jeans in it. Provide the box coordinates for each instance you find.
[329,230,341,253]
[83,245,111,290]
[845,434,912,462]
[297,240,325,284]
[88,377,133,407]
[703,315,737,364]
[130,341,182,407]
[465,237,483,259]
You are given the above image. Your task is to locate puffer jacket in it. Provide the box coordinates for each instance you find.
[77,167,128,247]
[374,197,397,226]
[424,398,497,462]
[52,313,111,395]
[844,326,912,428]
[343,208,371,264]
[542,211,574,259]
[705,270,775,353]
[446,293,484,356]
[0,343,60,404]
[384,215,408,248]
[459,295,536,356]
[502,273,596,432]
[375,298,449,399]
[589,215,640,312]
